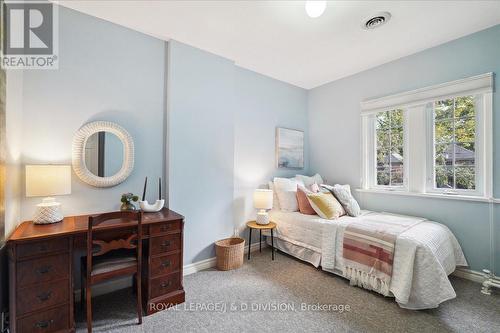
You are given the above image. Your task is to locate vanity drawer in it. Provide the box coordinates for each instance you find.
[150,272,181,299]
[17,280,69,316]
[151,253,180,277]
[17,304,69,333]
[150,234,181,255]
[17,238,69,259]
[150,220,182,235]
[17,254,69,287]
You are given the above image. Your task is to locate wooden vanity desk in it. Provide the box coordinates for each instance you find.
[7,208,185,333]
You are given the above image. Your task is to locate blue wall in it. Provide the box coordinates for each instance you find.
[15,7,310,266]
[167,41,236,265]
[234,67,309,244]
[308,25,500,274]
[167,41,309,264]
[20,6,166,218]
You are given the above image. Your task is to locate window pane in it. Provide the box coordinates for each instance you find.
[455,117,475,143]
[376,111,390,131]
[377,167,390,186]
[375,109,405,188]
[390,128,403,147]
[391,147,404,164]
[390,166,404,186]
[435,143,453,166]
[435,166,453,189]
[391,109,404,128]
[376,130,390,148]
[377,148,389,167]
[455,142,475,166]
[455,166,475,190]
[454,96,475,118]
[435,119,454,143]
[435,99,453,120]
[432,95,478,192]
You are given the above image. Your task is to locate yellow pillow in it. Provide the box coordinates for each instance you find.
[306,192,345,219]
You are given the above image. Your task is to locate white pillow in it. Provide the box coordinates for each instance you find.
[273,177,303,212]
[295,173,324,187]
[268,181,280,210]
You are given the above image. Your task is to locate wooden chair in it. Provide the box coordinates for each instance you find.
[80,211,143,333]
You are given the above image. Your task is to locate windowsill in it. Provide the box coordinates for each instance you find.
[355,188,493,203]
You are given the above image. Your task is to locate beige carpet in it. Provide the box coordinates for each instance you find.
[76,248,500,332]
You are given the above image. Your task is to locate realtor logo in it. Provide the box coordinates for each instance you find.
[1,0,58,69]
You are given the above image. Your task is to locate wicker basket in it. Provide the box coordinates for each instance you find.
[215,237,245,271]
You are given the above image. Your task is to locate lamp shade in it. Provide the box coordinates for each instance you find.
[26,165,72,197]
[253,189,273,210]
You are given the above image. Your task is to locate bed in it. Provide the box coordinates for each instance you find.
[267,209,468,310]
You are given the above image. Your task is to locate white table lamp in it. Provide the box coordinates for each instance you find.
[26,165,72,224]
[253,189,273,225]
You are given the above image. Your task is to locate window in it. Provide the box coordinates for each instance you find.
[375,109,404,187]
[360,73,493,199]
[433,96,476,192]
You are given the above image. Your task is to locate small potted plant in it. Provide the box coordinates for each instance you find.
[120,193,139,211]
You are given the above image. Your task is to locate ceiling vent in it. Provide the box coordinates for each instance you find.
[363,12,391,30]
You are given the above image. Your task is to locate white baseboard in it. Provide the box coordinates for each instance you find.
[452,267,484,284]
[183,241,265,275]
[183,257,217,276]
[74,241,266,301]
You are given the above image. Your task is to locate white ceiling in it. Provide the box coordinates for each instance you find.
[57,1,500,89]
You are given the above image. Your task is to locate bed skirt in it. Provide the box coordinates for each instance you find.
[266,236,390,293]
[266,237,321,268]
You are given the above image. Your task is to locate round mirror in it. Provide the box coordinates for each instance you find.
[84,132,124,177]
[72,121,134,187]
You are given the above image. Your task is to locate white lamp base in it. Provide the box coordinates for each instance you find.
[33,198,64,224]
[256,210,269,225]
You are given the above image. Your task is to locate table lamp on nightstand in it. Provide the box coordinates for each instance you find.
[26,165,72,224]
[253,189,273,225]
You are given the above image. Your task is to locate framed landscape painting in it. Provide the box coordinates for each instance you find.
[276,127,304,169]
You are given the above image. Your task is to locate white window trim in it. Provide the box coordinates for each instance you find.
[360,73,493,200]
[360,73,493,115]
[355,188,493,203]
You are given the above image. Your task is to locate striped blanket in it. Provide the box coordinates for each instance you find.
[342,213,424,296]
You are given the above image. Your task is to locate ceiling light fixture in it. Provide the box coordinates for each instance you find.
[305,1,327,18]
[363,12,391,30]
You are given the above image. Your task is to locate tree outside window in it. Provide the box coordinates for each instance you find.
[375,109,404,187]
[434,96,476,190]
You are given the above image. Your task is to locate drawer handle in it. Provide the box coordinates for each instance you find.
[36,265,52,275]
[37,291,52,302]
[34,319,53,329]
[161,260,171,268]
[160,224,170,232]
[160,281,171,288]
[161,240,171,248]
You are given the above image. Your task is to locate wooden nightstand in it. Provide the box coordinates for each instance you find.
[246,221,276,260]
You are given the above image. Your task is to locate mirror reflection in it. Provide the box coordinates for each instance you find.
[84,131,124,177]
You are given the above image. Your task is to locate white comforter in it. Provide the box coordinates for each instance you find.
[270,210,467,310]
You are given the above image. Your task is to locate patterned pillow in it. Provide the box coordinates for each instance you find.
[322,184,361,217]
[310,183,320,193]
[306,192,345,220]
[296,186,316,215]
